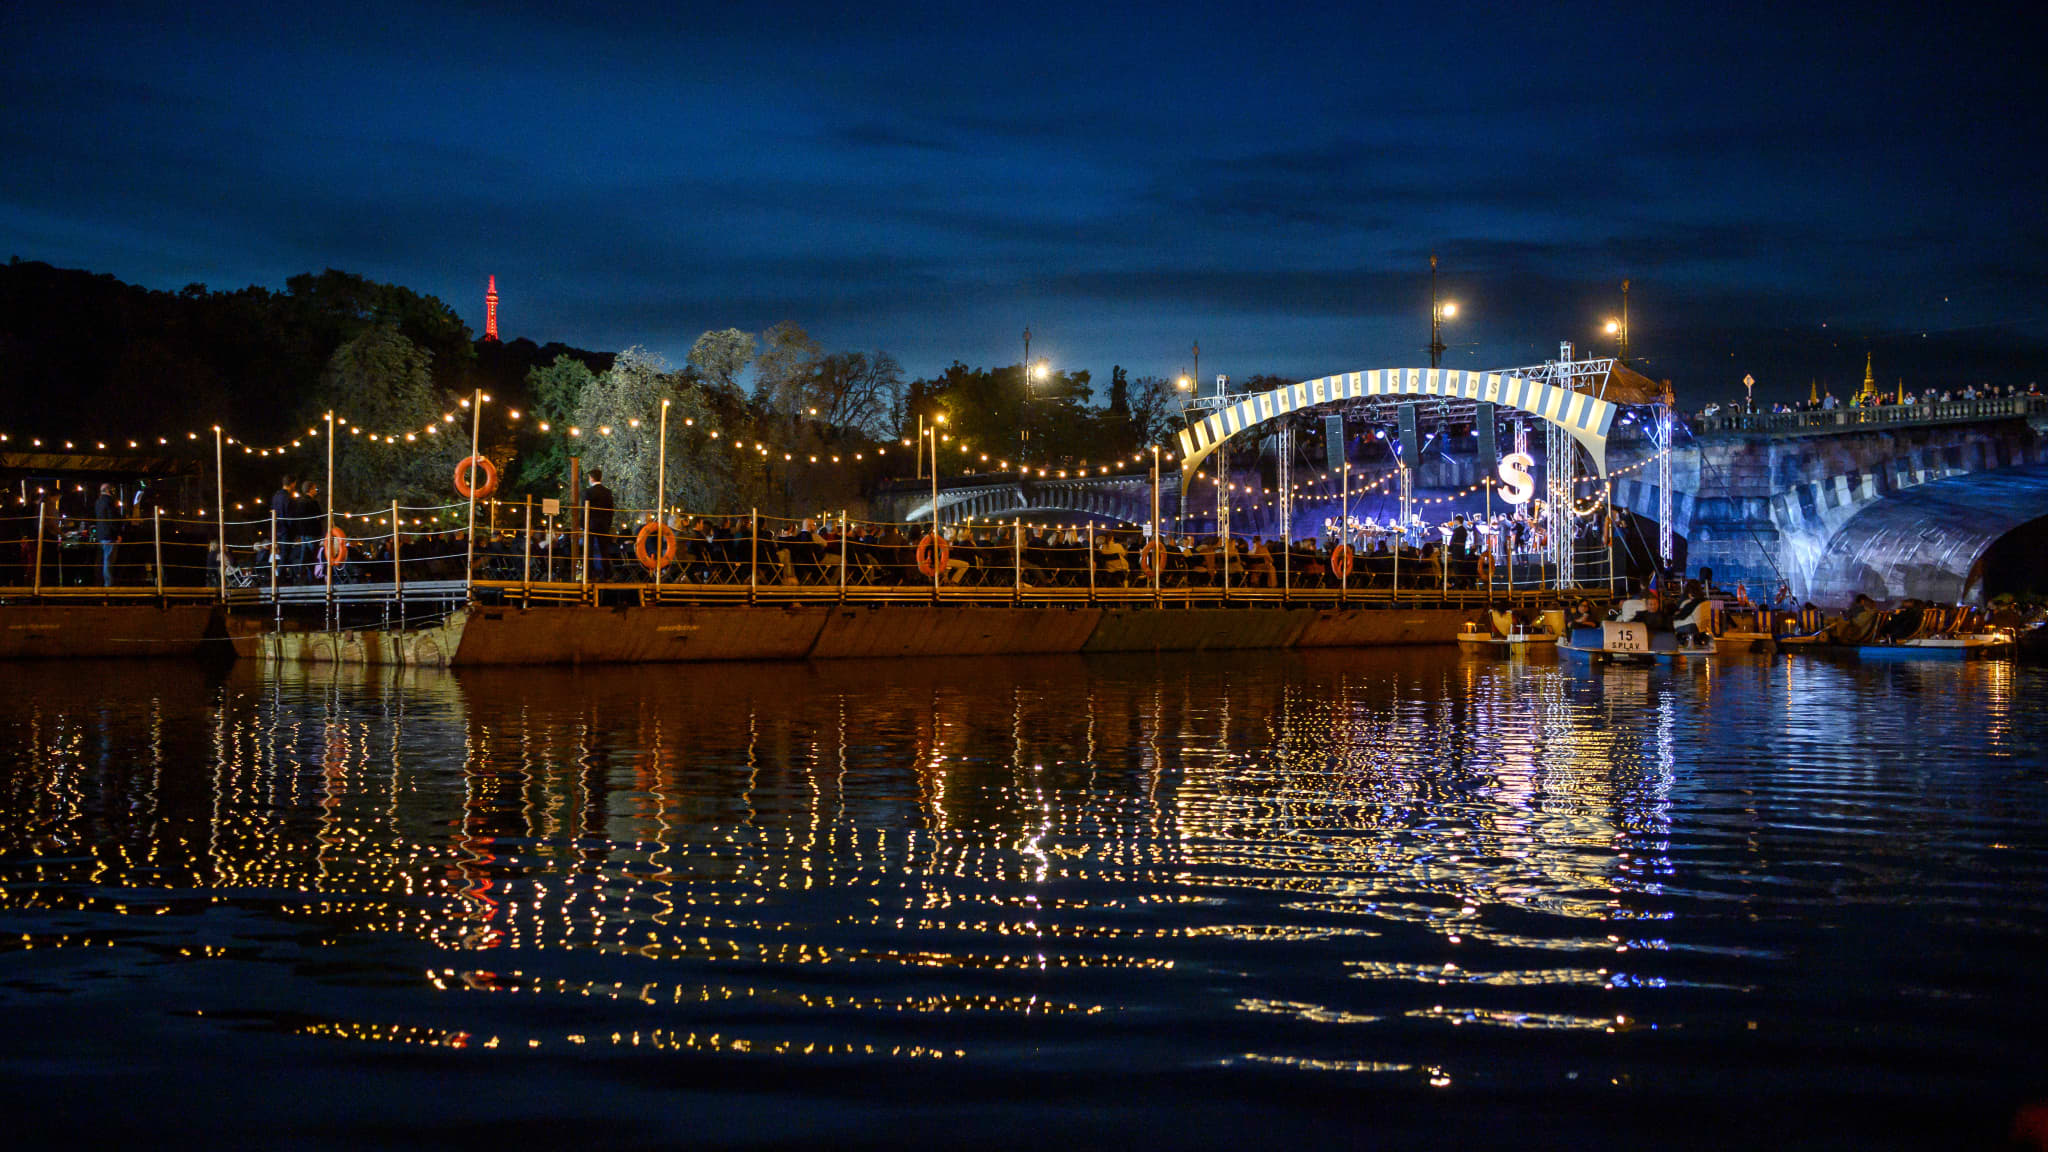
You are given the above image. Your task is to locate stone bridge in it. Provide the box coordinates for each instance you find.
[1658,397,2048,605]
[889,474,1160,526]
[886,396,2048,605]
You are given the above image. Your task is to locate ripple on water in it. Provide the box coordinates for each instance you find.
[0,653,2043,1145]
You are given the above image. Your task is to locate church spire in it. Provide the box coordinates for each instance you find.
[1854,350,1878,404]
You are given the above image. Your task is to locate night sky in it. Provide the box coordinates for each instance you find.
[6,1,2045,403]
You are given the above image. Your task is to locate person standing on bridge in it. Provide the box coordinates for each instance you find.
[270,476,297,581]
[93,482,122,586]
[584,469,615,580]
[294,483,324,581]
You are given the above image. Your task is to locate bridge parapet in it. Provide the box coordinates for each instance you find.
[1693,395,2046,438]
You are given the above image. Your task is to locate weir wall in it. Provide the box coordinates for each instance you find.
[236,602,1492,668]
[0,604,219,660]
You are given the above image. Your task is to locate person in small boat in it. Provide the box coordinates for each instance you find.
[1824,594,1883,644]
[1570,599,1601,631]
[1880,599,1927,643]
[1617,588,1668,630]
[1673,581,1712,647]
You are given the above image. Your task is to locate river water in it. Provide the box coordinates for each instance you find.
[1,650,2043,1149]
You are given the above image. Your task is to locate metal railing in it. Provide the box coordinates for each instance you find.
[0,498,1618,611]
[1693,395,2047,437]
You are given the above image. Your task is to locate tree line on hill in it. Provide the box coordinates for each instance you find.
[0,259,1201,519]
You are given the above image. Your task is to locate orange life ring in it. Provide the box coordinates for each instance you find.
[1137,539,1166,577]
[915,532,950,578]
[453,455,498,499]
[1329,543,1354,581]
[634,521,679,571]
[1477,550,1496,581]
[322,526,347,566]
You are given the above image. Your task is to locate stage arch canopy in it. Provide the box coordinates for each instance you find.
[1174,365,1647,481]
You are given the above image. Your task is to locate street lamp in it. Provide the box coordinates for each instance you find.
[1604,279,1631,363]
[1429,254,1458,369]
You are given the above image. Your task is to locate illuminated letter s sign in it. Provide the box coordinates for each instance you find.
[1497,451,1536,505]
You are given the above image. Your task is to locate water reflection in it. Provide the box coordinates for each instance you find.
[0,652,2043,1139]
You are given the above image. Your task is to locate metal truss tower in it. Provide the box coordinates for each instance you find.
[1657,406,1675,563]
[1274,424,1292,542]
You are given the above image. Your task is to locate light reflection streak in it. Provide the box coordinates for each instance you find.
[0,653,2031,1087]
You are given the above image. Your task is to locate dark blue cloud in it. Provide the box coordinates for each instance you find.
[4,0,2043,402]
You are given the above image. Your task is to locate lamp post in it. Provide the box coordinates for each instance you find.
[465,389,483,582]
[1429,254,1458,369]
[1603,278,1631,364]
[656,396,670,592]
[1023,358,1052,464]
[213,425,226,600]
[325,409,335,621]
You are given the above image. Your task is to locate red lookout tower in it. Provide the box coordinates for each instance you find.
[484,275,500,342]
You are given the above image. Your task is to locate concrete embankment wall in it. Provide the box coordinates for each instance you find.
[0,604,219,660]
[239,602,1481,667]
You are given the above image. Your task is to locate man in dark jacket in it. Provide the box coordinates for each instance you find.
[294,482,324,581]
[584,469,615,579]
[94,483,123,586]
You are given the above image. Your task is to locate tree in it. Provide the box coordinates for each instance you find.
[752,321,824,414]
[687,328,754,398]
[1126,375,1180,447]
[514,355,598,491]
[805,350,903,437]
[284,269,474,387]
[312,322,458,510]
[569,347,724,515]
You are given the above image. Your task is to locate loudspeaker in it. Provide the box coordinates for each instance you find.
[1475,401,1497,476]
[1398,403,1420,467]
[1323,414,1345,475]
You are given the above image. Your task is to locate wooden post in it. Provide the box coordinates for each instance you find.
[1087,521,1096,601]
[153,507,164,600]
[521,497,532,605]
[1339,464,1348,604]
[580,498,590,597]
[655,397,669,598]
[269,511,280,603]
[1221,521,1231,602]
[213,426,226,601]
[324,412,335,626]
[465,390,481,589]
[748,508,758,605]
[1151,447,1162,609]
[391,499,403,613]
[1013,519,1022,603]
[838,510,848,600]
[32,501,44,599]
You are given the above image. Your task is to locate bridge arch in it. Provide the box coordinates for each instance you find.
[899,477,1155,525]
[1807,463,2048,605]
[1176,366,1622,480]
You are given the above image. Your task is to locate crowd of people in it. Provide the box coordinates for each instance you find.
[457,515,1524,591]
[4,481,186,588]
[1700,380,2041,418]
